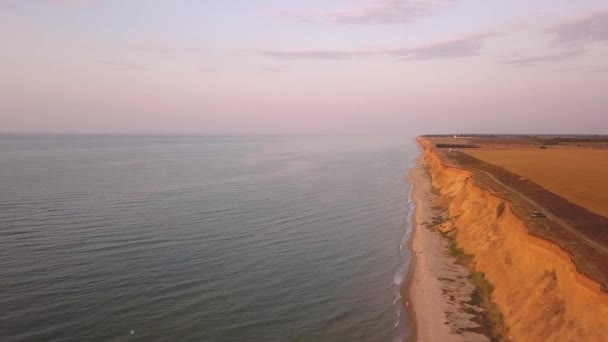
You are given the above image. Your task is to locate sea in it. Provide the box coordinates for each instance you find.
[0,134,417,341]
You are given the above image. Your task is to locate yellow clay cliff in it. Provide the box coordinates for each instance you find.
[418,137,608,342]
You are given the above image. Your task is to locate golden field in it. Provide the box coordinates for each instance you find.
[465,148,608,218]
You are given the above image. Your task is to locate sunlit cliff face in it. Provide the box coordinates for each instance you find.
[419,137,608,341]
[1,1,608,134]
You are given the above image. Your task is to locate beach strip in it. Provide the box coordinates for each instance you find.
[407,157,489,342]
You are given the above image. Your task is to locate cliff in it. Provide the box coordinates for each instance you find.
[418,137,608,341]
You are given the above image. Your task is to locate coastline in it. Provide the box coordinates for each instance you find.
[405,155,490,342]
[417,136,608,340]
[404,185,418,342]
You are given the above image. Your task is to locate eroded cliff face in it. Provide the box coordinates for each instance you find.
[418,137,608,342]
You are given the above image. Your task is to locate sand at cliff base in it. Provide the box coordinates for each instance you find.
[408,158,488,342]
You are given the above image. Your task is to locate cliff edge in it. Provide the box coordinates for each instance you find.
[418,136,608,341]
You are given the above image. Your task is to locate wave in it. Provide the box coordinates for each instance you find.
[392,180,415,342]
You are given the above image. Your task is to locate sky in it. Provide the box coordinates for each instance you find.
[1,0,607,135]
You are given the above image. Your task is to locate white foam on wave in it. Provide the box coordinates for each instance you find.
[392,176,416,342]
[393,267,405,286]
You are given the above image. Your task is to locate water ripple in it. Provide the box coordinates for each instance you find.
[0,134,416,342]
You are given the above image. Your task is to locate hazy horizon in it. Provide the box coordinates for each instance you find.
[2,1,607,135]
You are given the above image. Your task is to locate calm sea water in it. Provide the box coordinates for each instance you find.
[0,134,416,342]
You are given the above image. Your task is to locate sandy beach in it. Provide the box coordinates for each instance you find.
[407,157,489,342]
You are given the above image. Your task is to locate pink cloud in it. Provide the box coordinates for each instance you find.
[44,0,102,6]
[132,43,208,55]
[0,0,102,11]
[492,10,608,68]
[255,33,498,61]
[278,0,456,25]
[496,49,584,67]
[546,10,608,44]
[392,33,498,60]
[93,59,149,71]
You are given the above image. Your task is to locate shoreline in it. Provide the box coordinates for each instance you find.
[404,155,490,342]
[403,180,418,342]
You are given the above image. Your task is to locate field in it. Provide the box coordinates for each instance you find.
[465,148,608,218]
[426,136,608,286]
